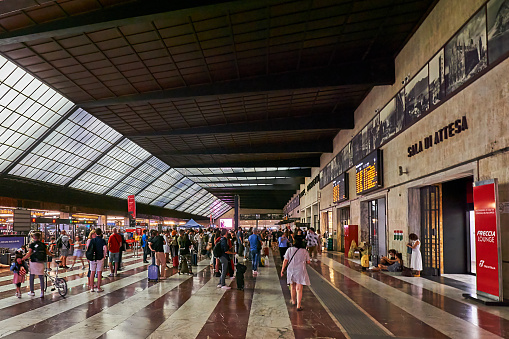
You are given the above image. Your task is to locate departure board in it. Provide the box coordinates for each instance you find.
[355,150,383,195]
[333,173,348,204]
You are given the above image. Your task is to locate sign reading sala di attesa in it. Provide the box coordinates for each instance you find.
[407,116,468,157]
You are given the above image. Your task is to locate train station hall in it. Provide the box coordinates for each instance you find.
[0,0,507,338]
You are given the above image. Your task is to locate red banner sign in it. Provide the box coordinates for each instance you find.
[128,195,136,219]
[473,180,501,299]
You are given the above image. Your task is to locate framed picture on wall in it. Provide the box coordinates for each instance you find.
[405,65,429,126]
[429,48,445,106]
[342,142,352,171]
[488,0,509,64]
[352,133,362,165]
[395,89,405,132]
[445,9,487,94]
[379,98,396,145]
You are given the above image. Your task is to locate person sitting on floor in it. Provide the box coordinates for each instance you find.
[380,249,398,266]
[371,252,403,272]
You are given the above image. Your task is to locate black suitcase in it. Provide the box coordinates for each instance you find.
[192,252,198,266]
[236,263,247,290]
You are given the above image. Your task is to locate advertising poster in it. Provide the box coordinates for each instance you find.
[473,179,501,300]
[128,195,136,219]
[0,237,25,253]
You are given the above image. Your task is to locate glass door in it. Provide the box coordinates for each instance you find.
[420,185,441,276]
[368,200,379,266]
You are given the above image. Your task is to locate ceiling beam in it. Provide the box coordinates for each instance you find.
[186,169,311,178]
[127,112,353,138]
[154,141,332,156]
[171,157,321,168]
[198,178,305,186]
[0,0,271,46]
[206,185,299,191]
[80,59,394,108]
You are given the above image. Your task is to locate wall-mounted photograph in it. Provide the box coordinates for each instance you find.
[342,142,352,170]
[429,49,445,106]
[445,9,487,94]
[361,124,370,160]
[369,114,381,150]
[488,0,509,64]
[352,133,363,165]
[379,98,396,145]
[405,65,429,126]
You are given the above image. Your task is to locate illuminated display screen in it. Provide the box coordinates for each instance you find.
[355,150,383,195]
[333,173,348,203]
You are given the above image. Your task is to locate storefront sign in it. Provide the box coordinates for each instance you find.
[127,195,136,219]
[407,116,468,157]
[473,179,502,300]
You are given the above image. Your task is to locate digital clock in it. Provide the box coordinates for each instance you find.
[355,150,383,195]
[333,173,348,204]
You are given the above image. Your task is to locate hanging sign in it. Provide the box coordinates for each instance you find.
[473,179,502,301]
[127,195,136,219]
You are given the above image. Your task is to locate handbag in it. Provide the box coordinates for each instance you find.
[282,248,300,276]
[407,243,412,254]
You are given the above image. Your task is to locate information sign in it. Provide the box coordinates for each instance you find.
[355,150,383,195]
[333,173,348,203]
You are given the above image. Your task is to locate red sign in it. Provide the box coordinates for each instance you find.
[128,195,136,219]
[473,180,501,299]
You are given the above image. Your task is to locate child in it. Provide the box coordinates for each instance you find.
[47,237,56,271]
[10,255,28,298]
[70,236,85,270]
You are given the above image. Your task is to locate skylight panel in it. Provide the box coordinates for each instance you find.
[70,139,150,194]
[9,109,122,185]
[136,168,184,205]
[107,156,170,199]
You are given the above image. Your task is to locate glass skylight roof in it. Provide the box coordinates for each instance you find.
[9,109,122,185]
[199,183,271,188]
[0,54,236,218]
[191,176,288,182]
[0,56,74,172]
[107,156,170,199]
[177,167,303,176]
[136,169,184,205]
[70,139,151,194]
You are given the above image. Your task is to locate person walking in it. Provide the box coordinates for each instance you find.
[148,230,167,280]
[22,232,52,298]
[117,231,126,271]
[407,233,423,277]
[86,228,107,292]
[107,228,122,277]
[141,230,149,263]
[278,232,290,261]
[57,230,71,268]
[248,229,262,276]
[69,235,86,270]
[305,228,319,262]
[216,229,233,289]
[10,254,28,298]
[177,230,193,275]
[280,235,310,311]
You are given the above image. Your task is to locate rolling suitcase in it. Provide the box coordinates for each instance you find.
[172,255,179,268]
[148,255,159,282]
[180,258,190,274]
[236,263,247,290]
[192,252,198,266]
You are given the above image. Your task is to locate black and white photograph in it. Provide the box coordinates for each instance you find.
[395,89,405,131]
[405,65,429,126]
[429,48,445,106]
[369,114,381,150]
[361,124,371,160]
[445,9,487,94]
[341,142,353,170]
[379,98,397,145]
[352,133,363,165]
[488,0,509,64]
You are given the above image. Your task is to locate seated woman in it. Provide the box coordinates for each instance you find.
[371,252,403,272]
[380,249,397,265]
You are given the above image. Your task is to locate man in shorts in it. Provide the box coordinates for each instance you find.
[87,228,107,292]
[58,230,71,268]
[148,230,167,279]
[108,228,122,277]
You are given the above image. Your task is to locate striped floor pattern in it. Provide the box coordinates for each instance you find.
[0,251,507,338]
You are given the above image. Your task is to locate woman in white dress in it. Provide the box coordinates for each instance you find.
[163,231,171,264]
[407,233,423,276]
[280,236,310,311]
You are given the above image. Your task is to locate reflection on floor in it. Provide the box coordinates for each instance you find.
[0,251,507,338]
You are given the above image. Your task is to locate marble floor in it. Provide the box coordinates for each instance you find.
[0,251,507,338]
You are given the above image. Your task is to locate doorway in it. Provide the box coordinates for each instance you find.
[367,198,386,267]
[420,185,441,276]
[338,207,350,252]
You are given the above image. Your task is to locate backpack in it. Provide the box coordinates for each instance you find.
[32,242,47,262]
[56,237,62,249]
[213,241,223,258]
[86,239,96,261]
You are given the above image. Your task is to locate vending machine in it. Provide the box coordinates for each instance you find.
[344,224,358,256]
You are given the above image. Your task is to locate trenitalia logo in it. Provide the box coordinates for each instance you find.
[479,260,496,270]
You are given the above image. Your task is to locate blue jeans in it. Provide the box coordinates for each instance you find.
[219,256,228,286]
[251,250,260,271]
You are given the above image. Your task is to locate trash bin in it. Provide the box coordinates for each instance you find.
[327,237,333,251]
